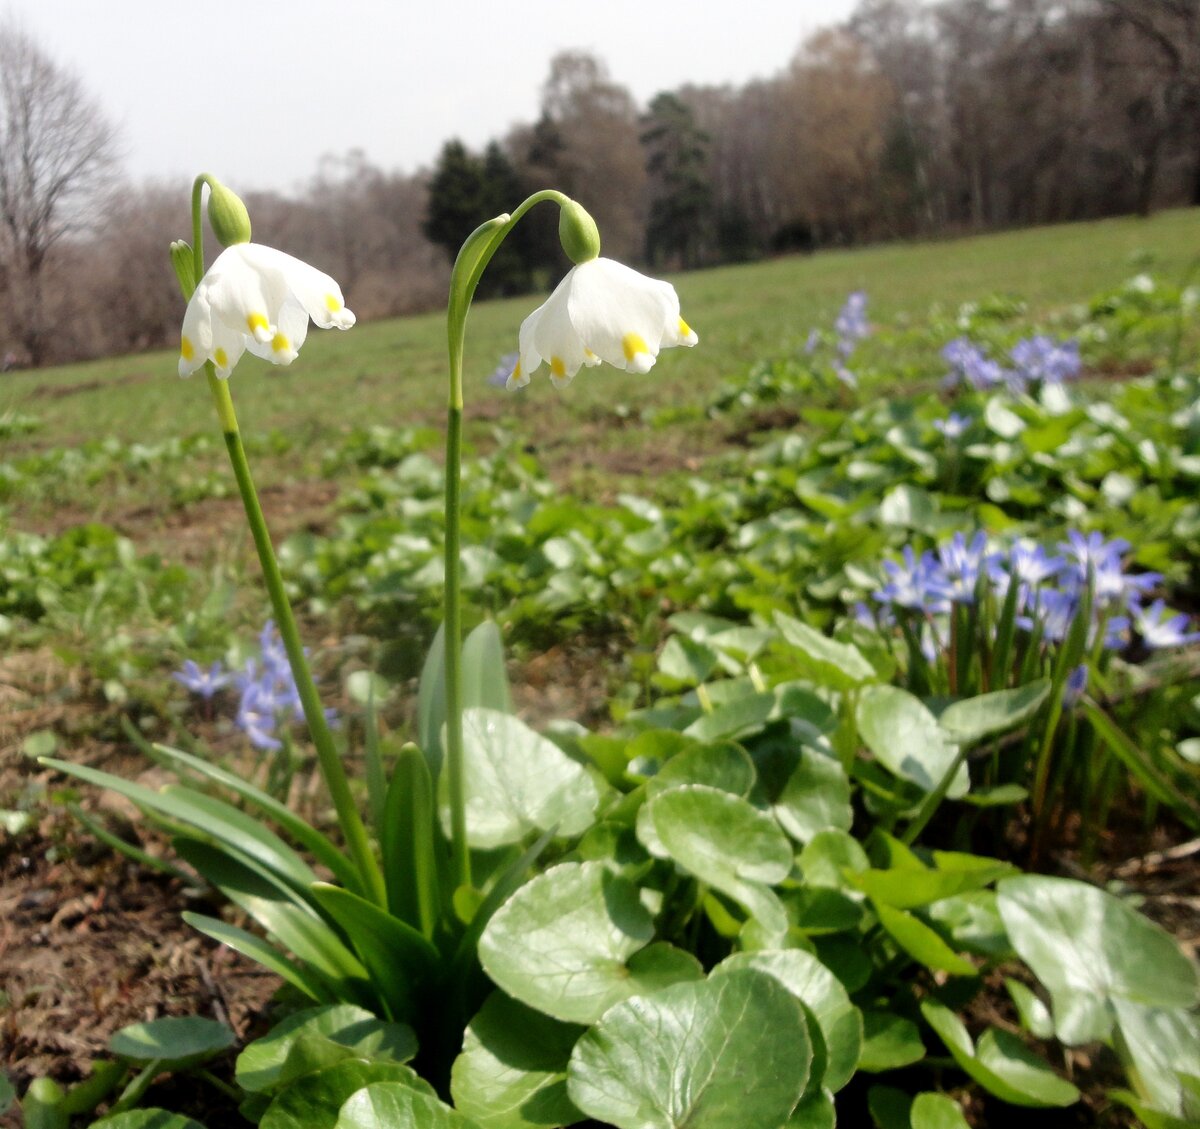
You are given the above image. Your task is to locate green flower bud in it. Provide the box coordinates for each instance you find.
[169,240,195,299]
[206,177,252,247]
[558,198,601,264]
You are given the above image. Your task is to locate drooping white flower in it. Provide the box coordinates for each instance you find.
[507,257,698,390]
[178,243,355,379]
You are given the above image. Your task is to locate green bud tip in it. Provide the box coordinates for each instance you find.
[205,176,252,247]
[169,240,195,298]
[558,199,601,264]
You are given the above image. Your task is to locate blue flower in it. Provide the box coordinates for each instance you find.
[172,659,231,700]
[834,291,869,358]
[1064,663,1089,705]
[875,546,953,613]
[487,351,520,389]
[941,337,1008,391]
[1132,600,1200,649]
[933,412,971,440]
[1056,530,1160,608]
[1010,335,1081,386]
[937,531,999,604]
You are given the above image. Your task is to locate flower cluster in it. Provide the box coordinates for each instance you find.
[174,622,334,750]
[805,291,870,388]
[868,530,1195,654]
[941,333,1080,395]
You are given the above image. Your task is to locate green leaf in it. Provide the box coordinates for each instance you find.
[657,635,721,687]
[174,840,370,1004]
[238,1006,421,1095]
[797,829,870,889]
[109,1016,233,1070]
[478,861,701,1024]
[463,620,512,714]
[1004,979,1054,1039]
[183,912,332,1005]
[450,992,584,1129]
[785,1088,835,1129]
[920,1000,1079,1107]
[996,875,1200,1045]
[417,624,447,780]
[867,1085,912,1129]
[856,687,969,798]
[380,743,441,939]
[875,904,977,977]
[848,859,1014,910]
[774,611,877,690]
[259,1060,431,1129]
[909,1092,970,1129]
[642,784,793,934]
[446,708,599,849]
[91,1113,209,1129]
[938,680,1050,745]
[310,883,440,1023]
[41,759,318,893]
[336,1082,481,1129]
[858,1011,926,1072]
[346,670,390,706]
[772,749,853,845]
[567,969,811,1129]
[712,950,862,1092]
[683,691,776,742]
[1111,999,1200,1120]
[144,741,359,892]
[646,741,755,799]
[0,1073,12,1115]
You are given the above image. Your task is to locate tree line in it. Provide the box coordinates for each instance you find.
[1,0,1196,368]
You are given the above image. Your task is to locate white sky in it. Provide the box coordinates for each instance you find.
[3,0,860,194]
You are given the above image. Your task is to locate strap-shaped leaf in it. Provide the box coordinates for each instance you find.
[381,744,442,939]
[310,883,441,1024]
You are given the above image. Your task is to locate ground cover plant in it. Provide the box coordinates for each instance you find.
[0,202,1198,1128]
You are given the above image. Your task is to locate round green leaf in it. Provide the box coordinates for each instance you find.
[713,950,862,1092]
[567,969,811,1129]
[774,611,877,690]
[772,749,852,844]
[938,681,1050,746]
[92,1113,208,1129]
[479,862,701,1024]
[910,1092,970,1129]
[858,1010,926,1072]
[647,742,756,799]
[109,1016,233,1070]
[447,708,599,849]
[237,1005,418,1094]
[786,1088,835,1128]
[798,829,870,889]
[1111,1000,1200,1120]
[857,686,968,798]
[260,1060,430,1129]
[450,992,584,1129]
[997,875,1200,1045]
[643,784,793,933]
[335,1082,479,1129]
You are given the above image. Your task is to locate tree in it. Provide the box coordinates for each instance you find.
[641,92,712,269]
[422,139,488,262]
[0,21,119,365]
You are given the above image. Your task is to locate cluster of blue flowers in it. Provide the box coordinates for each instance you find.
[806,291,870,389]
[859,530,1197,658]
[941,334,1080,394]
[174,622,331,751]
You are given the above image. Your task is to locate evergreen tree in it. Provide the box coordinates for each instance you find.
[422,139,487,263]
[641,93,713,269]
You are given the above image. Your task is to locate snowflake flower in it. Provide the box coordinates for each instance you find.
[507,258,697,390]
[179,243,355,380]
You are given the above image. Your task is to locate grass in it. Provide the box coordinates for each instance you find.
[3,208,1197,470]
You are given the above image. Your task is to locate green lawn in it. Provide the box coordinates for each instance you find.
[4,208,1197,465]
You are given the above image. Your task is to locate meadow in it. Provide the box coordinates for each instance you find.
[1,207,1199,1128]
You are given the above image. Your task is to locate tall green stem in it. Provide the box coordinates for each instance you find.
[190,177,385,906]
[442,189,571,892]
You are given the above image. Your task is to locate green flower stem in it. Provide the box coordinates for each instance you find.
[442,188,571,892]
[189,176,384,906]
[209,376,385,905]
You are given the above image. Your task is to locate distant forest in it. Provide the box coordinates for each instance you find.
[1,0,1196,366]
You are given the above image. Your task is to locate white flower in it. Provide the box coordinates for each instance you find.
[507,257,697,390]
[178,243,355,379]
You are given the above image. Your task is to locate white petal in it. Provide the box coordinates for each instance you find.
[248,244,356,329]
[565,258,677,371]
[247,298,308,366]
[530,275,589,385]
[178,288,213,377]
[208,320,247,379]
[205,244,287,344]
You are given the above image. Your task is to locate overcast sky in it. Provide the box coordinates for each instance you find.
[3,0,860,194]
